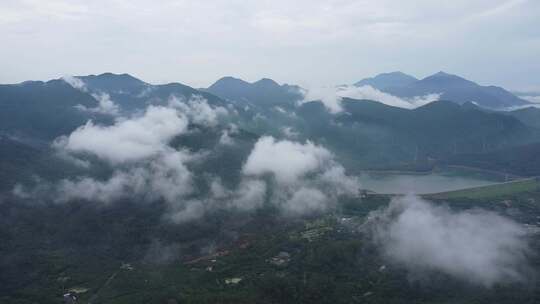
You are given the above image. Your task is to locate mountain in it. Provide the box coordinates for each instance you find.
[206,76,303,106]
[354,71,418,89]
[356,71,529,109]
[293,99,538,170]
[0,73,228,141]
[444,142,540,177]
[1,73,536,172]
[3,73,540,304]
[78,73,226,111]
[78,72,148,94]
[0,135,91,191]
[504,106,540,128]
[0,79,103,140]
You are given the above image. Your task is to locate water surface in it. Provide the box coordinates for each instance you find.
[358,170,502,194]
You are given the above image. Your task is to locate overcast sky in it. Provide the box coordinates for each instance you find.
[1,0,539,90]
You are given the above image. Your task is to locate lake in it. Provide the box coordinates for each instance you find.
[358,169,504,194]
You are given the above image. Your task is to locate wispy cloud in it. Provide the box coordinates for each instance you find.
[241,136,359,215]
[300,85,440,112]
[368,195,531,287]
[54,105,188,163]
[63,75,121,116]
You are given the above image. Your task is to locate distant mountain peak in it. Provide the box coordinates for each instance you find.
[424,71,467,81]
[216,76,246,82]
[420,71,477,87]
[209,77,283,91]
[92,72,145,83]
[381,71,416,78]
[354,71,418,88]
[208,76,250,91]
[212,77,280,87]
[78,72,146,85]
[206,76,300,105]
[433,71,452,77]
[253,78,280,88]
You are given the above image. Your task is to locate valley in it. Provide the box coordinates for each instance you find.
[1,72,540,304]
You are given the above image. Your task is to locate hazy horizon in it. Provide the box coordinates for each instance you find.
[1,0,539,91]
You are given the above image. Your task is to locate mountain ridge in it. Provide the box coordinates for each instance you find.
[355,71,529,108]
[205,76,303,106]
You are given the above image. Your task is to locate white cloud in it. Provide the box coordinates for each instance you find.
[15,99,230,222]
[55,105,188,164]
[281,126,299,138]
[63,75,121,115]
[219,130,234,145]
[16,111,360,220]
[42,147,201,225]
[520,95,540,104]
[56,171,140,203]
[318,165,359,195]
[300,85,440,112]
[408,92,442,107]
[298,86,343,113]
[218,123,239,146]
[169,95,228,127]
[274,106,286,113]
[62,75,86,91]
[167,199,205,223]
[14,103,196,218]
[369,195,531,287]
[232,179,267,211]
[243,136,332,184]
[282,187,327,215]
[242,136,359,215]
[32,148,192,205]
[75,92,120,116]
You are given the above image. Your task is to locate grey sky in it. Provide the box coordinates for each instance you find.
[1,0,539,90]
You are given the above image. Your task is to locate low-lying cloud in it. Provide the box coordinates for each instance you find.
[169,95,228,127]
[154,136,360,218]
[54,105,188,164]
[243,136,332,184]
[62,75,86,91]
[15,101,359,221]
[301,85,440,113]
[16,105,196,209]
[369,195,531,287]
[63,75,121,115]
[218,124,239,146]
[15,97,231,221]
[75,92,120,116]
[56,150,193,204]
[241,136,359,215]
[281,126,299,138]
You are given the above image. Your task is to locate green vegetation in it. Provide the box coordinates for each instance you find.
[295,99,540,171]
[2,72,540,303]
[2,187,540,303]
[427,178,540,200]
[444,142,540,177]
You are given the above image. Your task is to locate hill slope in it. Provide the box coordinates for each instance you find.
[504,107,540,128]
[355,71,529,109]
[0,79,102,140]
[354,71,418,89]
[294,99,538,169]
[206,76,303,106]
